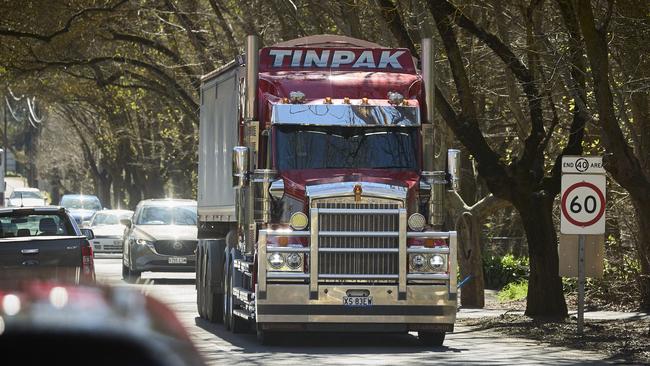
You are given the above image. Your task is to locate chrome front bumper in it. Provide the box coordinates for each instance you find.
[256,207,458,329]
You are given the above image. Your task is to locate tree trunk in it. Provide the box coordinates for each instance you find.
[457,212,484,308]
[631,197,650,310]
[517,194,567,317]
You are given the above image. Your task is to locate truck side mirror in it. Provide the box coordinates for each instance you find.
[120,219,132,228]
[447,149,461,191]
[232,146,250,187]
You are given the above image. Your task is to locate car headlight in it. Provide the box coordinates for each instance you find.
[135,238,152,246]
[268,253,285,269]
[290,212,308,230]
[408,213,426,231]
[410,254,426,271]
[429,254,447,272]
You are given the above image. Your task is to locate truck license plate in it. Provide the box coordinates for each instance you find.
[343,296,373,307]
[168,257,187,264]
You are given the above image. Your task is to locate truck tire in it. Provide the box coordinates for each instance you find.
[222,260,231,330]
[418,331,445,346]
[204,252,224,323]
[196,247,207,318]
[256,328,278,346]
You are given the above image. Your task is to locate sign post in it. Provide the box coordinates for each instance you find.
[561,156,606,335]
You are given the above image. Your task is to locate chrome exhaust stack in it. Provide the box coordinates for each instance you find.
[421,38,436,172]
[245,35,259,122]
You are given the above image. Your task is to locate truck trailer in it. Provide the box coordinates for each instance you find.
[195,35,460,346]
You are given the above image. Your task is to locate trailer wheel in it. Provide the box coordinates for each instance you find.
[205,253,224,323]
[196,248,206,318]
[418,331,446,346]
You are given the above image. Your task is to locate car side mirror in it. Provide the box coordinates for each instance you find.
[120,219,132,228]
[81,228,95,240]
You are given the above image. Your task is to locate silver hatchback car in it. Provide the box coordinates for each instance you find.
[121,199,197,283]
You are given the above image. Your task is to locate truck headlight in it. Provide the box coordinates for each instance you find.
[429,254,447,272]
[286,253,302,269]
[410,254,426,271]
[268,253,285,269]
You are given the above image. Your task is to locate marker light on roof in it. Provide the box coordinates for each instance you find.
[387,91,405,105]
[289,91,305,104]
[324,97,332,104]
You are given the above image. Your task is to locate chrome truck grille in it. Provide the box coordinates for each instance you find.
[316,202,399,282]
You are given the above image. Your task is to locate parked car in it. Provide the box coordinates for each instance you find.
[0,206,95,284]
[121,199,197,283]
[85,209,134,253]
[59,194,102,225]
[0,281,205,366]
[6,187,47,207]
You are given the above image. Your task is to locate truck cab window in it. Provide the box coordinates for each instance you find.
[275,126,419,170]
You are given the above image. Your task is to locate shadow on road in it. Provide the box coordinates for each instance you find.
[194,317,464,354]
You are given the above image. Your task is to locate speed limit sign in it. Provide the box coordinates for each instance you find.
[561,174,606,234]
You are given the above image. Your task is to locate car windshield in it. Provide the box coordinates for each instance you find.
[0,213,74,238]
[60,196,102,210]
[10,191,42,199]
[136,205,197,226]
[92,212,132,226]
[275,126,419,170]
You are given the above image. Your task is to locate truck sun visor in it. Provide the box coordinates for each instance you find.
[270,103,420,127]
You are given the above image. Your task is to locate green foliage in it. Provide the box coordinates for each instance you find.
[483,254,530,289]
[498,280,528,302]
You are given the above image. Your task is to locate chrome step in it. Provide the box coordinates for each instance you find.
[233,308,252,320]
[234,259,254,274]
[233,286,254,303]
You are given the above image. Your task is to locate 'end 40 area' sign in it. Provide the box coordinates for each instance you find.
[560,156,606,235]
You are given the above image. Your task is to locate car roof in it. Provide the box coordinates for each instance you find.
[94,209,134,214]
[139,199,196,206]
[12,187,40,192]
[0,206,66,215]
[61,194,99,199]
[0,282,205,365]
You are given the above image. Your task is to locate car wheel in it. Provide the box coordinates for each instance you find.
[122,255,140,284]
[418,331,446,346]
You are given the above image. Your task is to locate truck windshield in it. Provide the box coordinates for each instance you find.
[275,126,418,170]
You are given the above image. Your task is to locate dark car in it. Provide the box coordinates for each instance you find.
[59,194,103,225]
[0,281,205,366]
[0,206,95,284]
[121,199,197,283]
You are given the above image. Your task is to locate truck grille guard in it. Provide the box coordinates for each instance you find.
[257,205,457,301]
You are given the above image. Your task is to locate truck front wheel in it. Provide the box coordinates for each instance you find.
[418,331,446,347]
[204,254,224,323]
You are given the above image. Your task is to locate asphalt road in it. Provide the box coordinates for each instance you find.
[94,254,612,365]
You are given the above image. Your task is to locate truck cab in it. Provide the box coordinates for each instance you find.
[196,35,459,346]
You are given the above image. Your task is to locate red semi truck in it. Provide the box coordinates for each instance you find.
[195,35,460,345]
